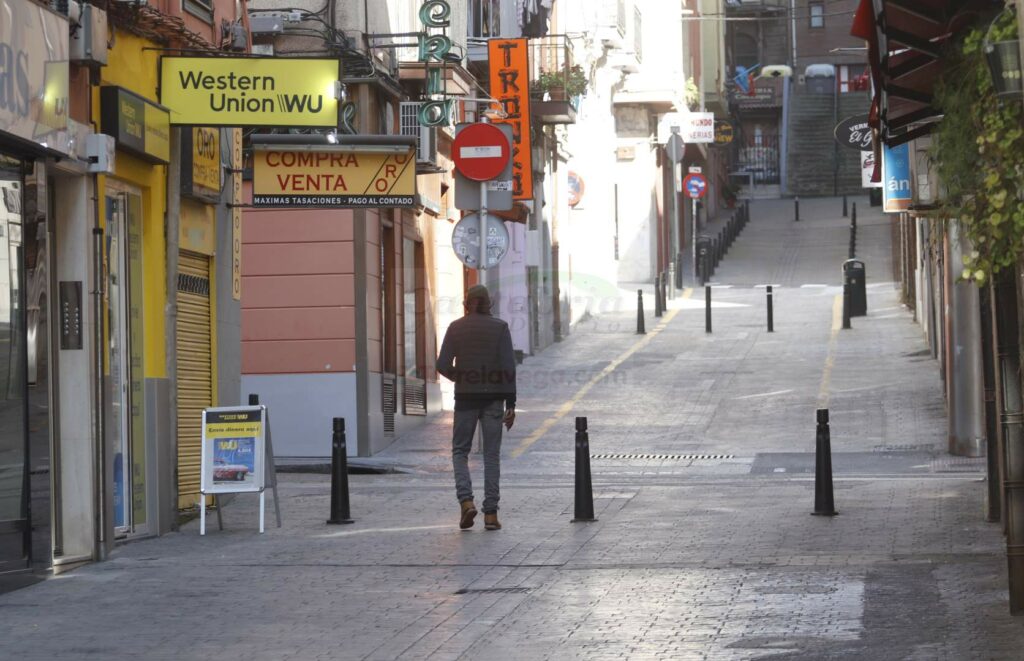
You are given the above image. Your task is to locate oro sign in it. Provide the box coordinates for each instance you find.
[252,146,416,208]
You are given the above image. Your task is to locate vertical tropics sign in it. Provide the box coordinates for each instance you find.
[159,57,340,127]
[488,39,533,200]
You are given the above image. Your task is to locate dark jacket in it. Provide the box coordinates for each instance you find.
[436,312,516,410]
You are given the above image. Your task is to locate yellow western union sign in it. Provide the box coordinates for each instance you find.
[252,148,417,208]
[160,57,339,127]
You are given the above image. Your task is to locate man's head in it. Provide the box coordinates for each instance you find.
[465,284,491,314]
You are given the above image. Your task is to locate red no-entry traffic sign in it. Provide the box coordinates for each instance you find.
[683,173,708,200]
[452,123,511,182]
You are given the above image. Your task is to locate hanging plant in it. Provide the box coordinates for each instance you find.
[931,9,1024,285]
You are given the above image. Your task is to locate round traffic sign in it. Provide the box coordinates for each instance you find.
[567,170,585,207]
[453,123,510,181]
[451,213,510,269]
[683,173,707,200]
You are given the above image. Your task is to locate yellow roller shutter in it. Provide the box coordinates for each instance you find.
[176,251,212,509]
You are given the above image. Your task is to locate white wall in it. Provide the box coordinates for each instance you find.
[53,174,96,562]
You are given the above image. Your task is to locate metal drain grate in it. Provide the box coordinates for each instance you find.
[455,587,532,595]
[872,444,937,453]
[591,453,735,460]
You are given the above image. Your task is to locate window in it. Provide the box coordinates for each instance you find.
[183,0,213,23]
[809,2,824,28]
[402,239,424,381]
[617,0,626,36]
[469,0,500,38]
[633,7,643,62]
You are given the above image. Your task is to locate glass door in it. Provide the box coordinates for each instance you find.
[105,191,131,536]
[105,183,147,537]
[0,155,28,577]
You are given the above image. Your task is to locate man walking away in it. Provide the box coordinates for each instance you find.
[436,285,516,531]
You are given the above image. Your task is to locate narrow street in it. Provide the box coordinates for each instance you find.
[1,198,1020,660]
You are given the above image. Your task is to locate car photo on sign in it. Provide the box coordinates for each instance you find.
[213,437,257,487]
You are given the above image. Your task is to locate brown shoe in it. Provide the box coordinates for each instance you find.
[484,512,501,531]
[459,500,477,529]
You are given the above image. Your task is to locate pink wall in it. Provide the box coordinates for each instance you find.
[241,182,357,374]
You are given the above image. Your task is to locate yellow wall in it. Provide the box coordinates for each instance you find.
[93,29,169,379]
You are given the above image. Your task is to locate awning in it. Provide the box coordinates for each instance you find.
[851,0,990,149]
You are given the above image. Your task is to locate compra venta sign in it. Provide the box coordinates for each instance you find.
[252,147,417,208]
[160,57,340,127]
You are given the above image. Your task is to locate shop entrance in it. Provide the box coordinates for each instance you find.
[0,156,28,576]
[0,155,56,588]
[104,182,147,537]
[176,251,213,509]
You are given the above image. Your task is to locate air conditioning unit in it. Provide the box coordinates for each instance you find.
[70,4,109,65]
[399,102,438,164]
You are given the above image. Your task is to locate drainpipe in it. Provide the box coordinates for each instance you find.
[945,220,986,457]
[165,128,181,530]
[995,267,1024,613]
[90,179,109,561]
[982,284,1001,522]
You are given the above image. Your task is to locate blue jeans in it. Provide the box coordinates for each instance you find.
[452,400,504,513]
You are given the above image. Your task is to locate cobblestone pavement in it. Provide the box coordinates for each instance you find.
[3,197,1023,660]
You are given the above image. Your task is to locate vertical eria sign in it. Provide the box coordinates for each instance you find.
[231,128,242,300]
[489,39,533,200]
[417,0,455,127]
[881,143,911,213]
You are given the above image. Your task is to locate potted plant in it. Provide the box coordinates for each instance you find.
[532,65,588,101]
[721,180,741,208]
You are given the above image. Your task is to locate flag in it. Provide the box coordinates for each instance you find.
[733,64,760,95]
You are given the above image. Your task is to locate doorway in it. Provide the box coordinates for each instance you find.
[104,182,147,537]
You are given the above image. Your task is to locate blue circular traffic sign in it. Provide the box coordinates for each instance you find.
[683,173,707,200]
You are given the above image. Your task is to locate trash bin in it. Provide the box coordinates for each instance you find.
[843,259,867,317]
[697,236,713,284]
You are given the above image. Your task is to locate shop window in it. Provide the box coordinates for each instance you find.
[809,3,824,28]
[402,239,427,415]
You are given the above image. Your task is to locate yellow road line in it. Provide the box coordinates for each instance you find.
[510,288,692,458]
[817,294,843,408]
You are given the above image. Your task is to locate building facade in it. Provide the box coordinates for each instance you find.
[1,0,245,591]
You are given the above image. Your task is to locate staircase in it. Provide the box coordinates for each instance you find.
[786,85,870,196]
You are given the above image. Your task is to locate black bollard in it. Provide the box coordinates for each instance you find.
[767,285,774,333]
[794,197,800,222]
[842,195,848,218]
[654,276,663,318]
[812,409,838,516]
[660,271,668,305]
[705,285,712,334]
[842,282,852,330]
[327,417,354,524]
[248,393,259,406]
[851,202,857,228]
[636,289,646,335]
[572,417,596,522]
[744,199,751,226]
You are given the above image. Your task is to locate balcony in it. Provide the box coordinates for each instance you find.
[595,0,628,50]
[724,0,788,14]
[529,36,581,125]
